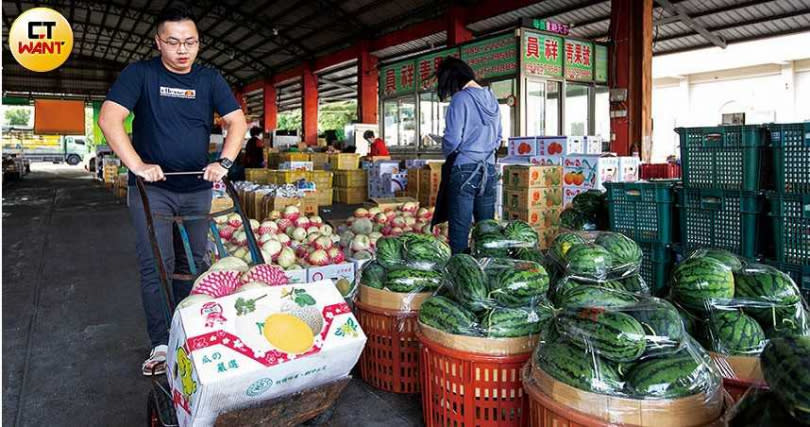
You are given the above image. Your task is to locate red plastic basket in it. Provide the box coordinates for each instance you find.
[355,300,421,394]
[722,377,768,403]
[417,330,531,426]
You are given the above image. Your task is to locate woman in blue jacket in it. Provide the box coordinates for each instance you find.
[432,57,502,254]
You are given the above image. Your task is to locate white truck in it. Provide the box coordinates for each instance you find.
[2,128,90,165]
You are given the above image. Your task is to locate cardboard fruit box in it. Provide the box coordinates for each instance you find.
[167,280,366,426]
[504,187,563,211]
[504,165,563,189]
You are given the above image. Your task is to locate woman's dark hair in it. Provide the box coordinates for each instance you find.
[249,126,263,137]
[363,130,375,140]
[436,57,476,101]
[157,3,197,32]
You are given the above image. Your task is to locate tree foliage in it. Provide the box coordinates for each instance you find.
[4,108,31,126]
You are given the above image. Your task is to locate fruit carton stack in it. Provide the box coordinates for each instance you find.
[333,170,367,205]
[763,122,810,298]
[367,160,401,199]
[308,170,333,206]
[404,163,443,208]
[501,165,563,246]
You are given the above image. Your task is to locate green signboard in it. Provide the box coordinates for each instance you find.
[564,39,594,81]
[416,48,459,91]
[379,60,416,98]
[460,33,518,81]
[594,44,608,82]
[522,30,564,79]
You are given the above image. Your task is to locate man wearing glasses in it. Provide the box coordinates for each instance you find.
[98,4,247,376]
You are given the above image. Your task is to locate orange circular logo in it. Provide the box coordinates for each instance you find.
[9,7,73,72]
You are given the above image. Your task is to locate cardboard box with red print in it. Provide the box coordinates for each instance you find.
[535,136,568,156]
[507,137,537,156]
[562,155,618,191]
[618,156,640,182]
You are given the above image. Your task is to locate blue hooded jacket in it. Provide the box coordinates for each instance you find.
[442,87,502,165]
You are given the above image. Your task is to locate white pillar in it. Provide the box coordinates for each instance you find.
[779,61,795,122]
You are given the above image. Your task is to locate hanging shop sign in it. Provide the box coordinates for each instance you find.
[460,33,518,81]
[522,30,564,79]
[380,60,416,98]
[594,44,608,83]
[522,18,570,36]
[416,48,460,91]
[564,39,594,81]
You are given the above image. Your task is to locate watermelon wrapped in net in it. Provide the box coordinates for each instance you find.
[546,231,642,281]
[528,292,723,408]
[469,220,539,259]
[667,250,809,372]
[550,273,652,304]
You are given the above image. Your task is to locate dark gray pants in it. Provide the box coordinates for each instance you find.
[128,185,212,347]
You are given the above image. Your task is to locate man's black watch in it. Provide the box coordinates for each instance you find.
[217,157,234,169]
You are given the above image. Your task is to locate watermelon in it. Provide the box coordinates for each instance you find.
[552,277,625,302]
[502,220,538,246]
[472,219,502,239]
[535,338,623,394]
[625,353,714,398]
[762,303,809,339]
[594,232,642,268]
[556,285,639,308]
[550,232,587,261]
[482,305,553,337]
[694,248,744,272]
[472,232,510,258]
[489,263,550,307]
[630,300,685,357]
[761,336,810,424]
[734,263,801,306]
[401,233,451,269]
[564,244,614,279]
[572,190,606,218]
[444,254,491,312]
[384,268,443,293]
[729,390,802,427]
[418,296,481,336]
[671,257,735,311]
[556,308,647,362]
[375,237,403,269]
[559,207,587,230]
[359,260,386,289]
[513,247,545,263]
[619,274,651,295]
[708,310,767,355]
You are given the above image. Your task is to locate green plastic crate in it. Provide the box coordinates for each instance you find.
[765,122,810,194]
[676,125,767,192]
[605,181,677,244]
[678,188,762,259]
[638,241,672,296]
[766,192,810,265]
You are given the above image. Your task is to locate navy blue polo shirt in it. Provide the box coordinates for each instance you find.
[105,56,240,192]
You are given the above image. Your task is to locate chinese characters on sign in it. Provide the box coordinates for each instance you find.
[379,60,416,97]
[460,33,517,81]
[564,39,594,81]
[416,48,460,90]
[594,44,608,82]
[522,31,563,78]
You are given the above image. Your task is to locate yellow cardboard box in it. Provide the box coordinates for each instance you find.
[280,152,310,162]
[364,197,418,211]
[504,165,562,189]
[317,190,334,206]
[273,170,308,184]
[418,163,443,194]
[308,170,334,189]
[333,170,367,188]
[503,207,562,229]
[246,168,271,184]
[334,187,368,204]
[503,187,563,211]
[309,153,329,170]
[329,153,361,170]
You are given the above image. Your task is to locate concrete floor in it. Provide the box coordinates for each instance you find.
[2,164,423,426]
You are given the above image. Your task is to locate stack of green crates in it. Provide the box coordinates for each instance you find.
[605,181,677,295]
[675,125,767,259]
[763,122,810,298]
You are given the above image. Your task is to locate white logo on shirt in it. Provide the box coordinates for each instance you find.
[160,86,196,99]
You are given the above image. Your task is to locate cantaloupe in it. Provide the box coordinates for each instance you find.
[262,313,315,354]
